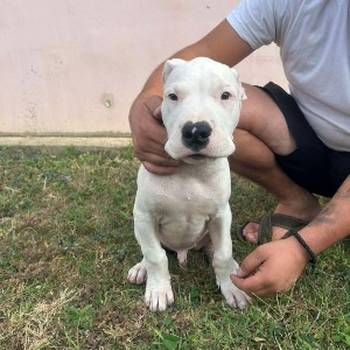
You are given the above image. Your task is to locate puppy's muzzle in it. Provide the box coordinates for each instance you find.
[181,121,212,152]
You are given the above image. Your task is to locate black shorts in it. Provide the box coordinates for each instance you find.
[258,82,350,198]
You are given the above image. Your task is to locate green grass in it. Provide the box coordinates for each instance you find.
[0,146,349,349]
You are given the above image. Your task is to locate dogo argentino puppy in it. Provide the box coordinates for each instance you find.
[128,57,250,311]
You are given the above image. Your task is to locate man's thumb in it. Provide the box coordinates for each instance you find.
[153,105,162,120]
[235,249,265,277]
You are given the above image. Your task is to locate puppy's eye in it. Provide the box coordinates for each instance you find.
[168,93,178,101]
[221,91,232,100]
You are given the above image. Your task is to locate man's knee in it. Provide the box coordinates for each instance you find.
[230,128,277,171]
[238,84,296,156]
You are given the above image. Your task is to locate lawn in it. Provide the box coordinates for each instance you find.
[0,146,349,349]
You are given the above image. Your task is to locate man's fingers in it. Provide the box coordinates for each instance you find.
[143,161,179,175]
[230,248,269,294]
[139,114,168,145]
[129,94,178,173]
[231,269,268,294]
[134,133,175,160]
[238,248,266,277]
[147,120,168,145]
[251,287,274,297]
[137,152,180,167]
[136,139,171,159]
[143,96,167,143]
[144,95,163,116]
[153,105,162,120]
[258,289,274,297]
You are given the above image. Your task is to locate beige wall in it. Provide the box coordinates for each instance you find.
[0,0,287,136]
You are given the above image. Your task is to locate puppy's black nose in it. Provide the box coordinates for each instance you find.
[181,121,212,152]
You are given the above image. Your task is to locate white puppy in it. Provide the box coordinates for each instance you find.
[128,57,250,311]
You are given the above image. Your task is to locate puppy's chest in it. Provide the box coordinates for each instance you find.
[136,163,231,217]
[153,177,227,216]
[152,180,225,248]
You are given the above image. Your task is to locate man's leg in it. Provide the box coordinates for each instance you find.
[230,84,321,242]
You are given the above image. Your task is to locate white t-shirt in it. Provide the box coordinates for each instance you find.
[227,0,350,152]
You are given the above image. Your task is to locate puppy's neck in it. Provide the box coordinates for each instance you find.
[180,157,229,176]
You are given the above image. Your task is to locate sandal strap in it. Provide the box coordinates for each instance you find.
[239,213,310,245]
[269,213,309,230]
[257,213,310,245]
[257,215,273,245]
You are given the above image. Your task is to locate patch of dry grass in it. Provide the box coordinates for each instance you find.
[2,288,77,349]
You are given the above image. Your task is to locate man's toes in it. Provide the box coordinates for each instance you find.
[245,231,258,244]
[242,222,290,243]
[272,227,288,240]
[242,222,259,243]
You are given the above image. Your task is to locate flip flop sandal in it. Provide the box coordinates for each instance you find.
[238,213,310,245]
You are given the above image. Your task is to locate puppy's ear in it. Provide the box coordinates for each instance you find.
[163,58,186,83]
[231,67,239,78]
[240,83,247,100]
[231,68,247,100]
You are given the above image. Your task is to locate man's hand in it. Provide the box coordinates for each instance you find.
[231,238,309,296]
[129,94,180,175]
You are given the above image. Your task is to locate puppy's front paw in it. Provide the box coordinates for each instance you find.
[145,282,174,312]
[221,280,251,309]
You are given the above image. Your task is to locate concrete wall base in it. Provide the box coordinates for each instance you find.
[0,137,131,149]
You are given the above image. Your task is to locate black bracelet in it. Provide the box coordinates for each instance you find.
[283,228,317,265]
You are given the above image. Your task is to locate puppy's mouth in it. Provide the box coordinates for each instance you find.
[188,154,207,160]
[182,153,213,164]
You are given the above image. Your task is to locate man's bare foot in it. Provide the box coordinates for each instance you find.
[242,194,322,244]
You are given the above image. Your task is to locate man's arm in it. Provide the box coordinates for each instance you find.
[299,176,350,253]
[232,176,350,296]
[129,20,253,174]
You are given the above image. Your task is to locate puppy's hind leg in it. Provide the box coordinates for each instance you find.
[128,258,147,284]
[193,234,213,259]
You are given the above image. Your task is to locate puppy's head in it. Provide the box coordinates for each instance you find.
[161,57,246,164]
